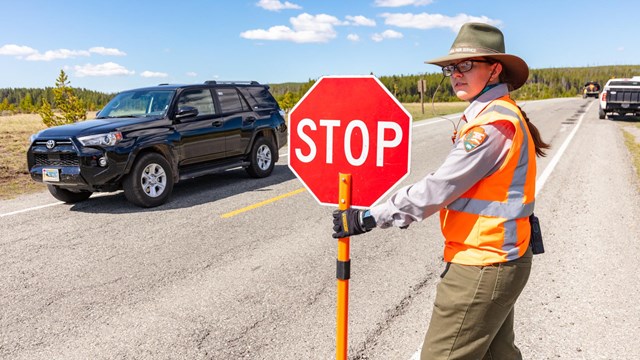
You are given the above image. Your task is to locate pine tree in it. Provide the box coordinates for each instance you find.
[39,70,87,127]
[19,92,35,113]
[279,91,296,113]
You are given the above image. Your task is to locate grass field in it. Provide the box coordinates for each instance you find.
[0,114,48,199]
[621,123,640,187]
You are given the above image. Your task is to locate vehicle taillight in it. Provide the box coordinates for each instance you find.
[601,92,607,101]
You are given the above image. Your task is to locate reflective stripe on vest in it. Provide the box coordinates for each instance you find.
[440,97,536,265]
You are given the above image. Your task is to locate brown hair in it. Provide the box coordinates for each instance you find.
[497,68,550,157]
[518,106,550,157]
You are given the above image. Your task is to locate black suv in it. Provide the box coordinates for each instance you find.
[27,81,287,207]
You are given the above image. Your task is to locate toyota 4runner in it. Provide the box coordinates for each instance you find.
[27,81,287,207]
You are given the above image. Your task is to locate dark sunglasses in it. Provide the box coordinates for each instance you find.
[441,60,493,77]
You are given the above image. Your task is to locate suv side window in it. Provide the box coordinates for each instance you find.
[216,88,248,114]
[177,89,216,116]
[239,86,279,110]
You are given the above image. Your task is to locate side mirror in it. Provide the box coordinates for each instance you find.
[175,106,199,120]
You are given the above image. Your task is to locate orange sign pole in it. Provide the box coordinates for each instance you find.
[336,173,351,360]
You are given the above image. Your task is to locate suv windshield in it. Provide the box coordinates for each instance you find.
[98,90,175,118]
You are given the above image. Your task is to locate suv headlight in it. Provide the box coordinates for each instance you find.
[78,132,123,147]
[29,131,43,144]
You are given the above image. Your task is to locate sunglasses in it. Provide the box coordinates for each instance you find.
[441,60,493,77]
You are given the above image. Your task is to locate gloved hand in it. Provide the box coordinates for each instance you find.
[332,209,376,239]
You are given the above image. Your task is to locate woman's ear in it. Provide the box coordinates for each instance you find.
[490,62,503,81]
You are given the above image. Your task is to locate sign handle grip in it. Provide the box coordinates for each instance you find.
[336,173,351,360]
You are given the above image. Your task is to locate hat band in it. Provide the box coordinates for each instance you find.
[448,46,502,55]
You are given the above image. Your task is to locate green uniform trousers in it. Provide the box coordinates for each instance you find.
[421,247,532,360]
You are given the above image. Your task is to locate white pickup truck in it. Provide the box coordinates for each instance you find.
[599,76,640,119]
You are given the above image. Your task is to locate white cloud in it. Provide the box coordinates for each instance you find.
[141,71,169,78]
[0,44,126,61]
[257,0,301,11]
[346,15,376,27]
[617,46,625,52]
[381,12,501,32]
[347,34,360,42]
[241,13,344,43]
[374,0,432,7]
[372,29,404,42]
[26,49,90,61]
[74,62,135,77]
[89,47,126,56]
[0,44,38,57]
[186,71,198,77]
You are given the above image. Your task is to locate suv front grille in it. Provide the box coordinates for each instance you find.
[34,153,80,167]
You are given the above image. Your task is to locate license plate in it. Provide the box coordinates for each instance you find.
[622,103,630,108]
[42,168,60,182]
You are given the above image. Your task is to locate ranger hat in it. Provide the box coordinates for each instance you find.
[426,22,529,90]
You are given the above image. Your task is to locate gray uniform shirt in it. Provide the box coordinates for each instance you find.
[370,83,516,228]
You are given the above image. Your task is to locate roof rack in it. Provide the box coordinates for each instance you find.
[158,83,170,86]
[203,80,261,85]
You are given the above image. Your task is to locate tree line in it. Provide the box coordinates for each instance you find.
[268,65,640,110]
[0,85,113,114]
[2,65,639,116]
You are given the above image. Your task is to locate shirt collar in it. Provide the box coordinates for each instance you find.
[463,83,509,123]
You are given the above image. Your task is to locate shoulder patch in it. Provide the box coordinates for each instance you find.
[463,127,487,152]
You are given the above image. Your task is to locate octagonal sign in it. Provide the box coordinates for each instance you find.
[288,75,412,208]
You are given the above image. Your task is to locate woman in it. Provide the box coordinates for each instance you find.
[332,22,549,359]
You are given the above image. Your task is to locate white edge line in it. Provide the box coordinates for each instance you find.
[0,201,63,217]
[535,100,595,196]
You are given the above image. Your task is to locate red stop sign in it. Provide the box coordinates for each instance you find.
[288,76,412,208]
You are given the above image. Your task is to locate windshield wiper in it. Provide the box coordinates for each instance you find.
[98,115,140,119]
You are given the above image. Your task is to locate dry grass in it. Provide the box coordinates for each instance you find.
[621,123,640,187]
[0,113,48,199]
[403,102,467,121]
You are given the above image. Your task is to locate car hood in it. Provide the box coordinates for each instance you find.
[35,117,170,138]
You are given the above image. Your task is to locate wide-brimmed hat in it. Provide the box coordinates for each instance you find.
[426,22,529,90]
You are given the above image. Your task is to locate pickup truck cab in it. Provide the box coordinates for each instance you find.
[599,76,640,119]
[27,81,288,207]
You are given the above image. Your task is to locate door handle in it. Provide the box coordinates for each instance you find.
[245,116,256,123]
[212,120,223,127]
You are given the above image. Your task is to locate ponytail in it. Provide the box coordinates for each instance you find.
[517,106,550,157]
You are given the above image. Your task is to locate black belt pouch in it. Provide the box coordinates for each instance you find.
[529,213,545,254]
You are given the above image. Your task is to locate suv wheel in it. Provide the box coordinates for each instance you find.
[123,153,174,207]
[47,185,92,203]
[598,107,605,119]
[246,137,275,178]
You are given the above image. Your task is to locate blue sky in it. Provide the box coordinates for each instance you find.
[1,0,637,93]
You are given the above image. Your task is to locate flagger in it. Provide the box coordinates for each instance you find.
[332,22,550,359]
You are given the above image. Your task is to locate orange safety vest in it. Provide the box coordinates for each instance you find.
[440,96,536,265]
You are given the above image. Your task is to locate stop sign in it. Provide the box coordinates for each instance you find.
[288,75,412,208]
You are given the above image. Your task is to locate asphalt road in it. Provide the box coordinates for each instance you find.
[1,97,639,360]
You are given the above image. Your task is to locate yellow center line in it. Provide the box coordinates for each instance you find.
[220,187,307,218]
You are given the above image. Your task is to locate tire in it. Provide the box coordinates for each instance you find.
[47,185,92,203]
[245,136,275,178]
[123,153,174,207]
[598,107,605,119]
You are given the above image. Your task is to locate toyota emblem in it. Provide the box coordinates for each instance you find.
[46,140,56,149]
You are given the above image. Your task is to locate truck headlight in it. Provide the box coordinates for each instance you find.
[78,132,123,147]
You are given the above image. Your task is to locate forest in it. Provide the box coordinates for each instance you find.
[269,65,640,109]
[1,65,639,115]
